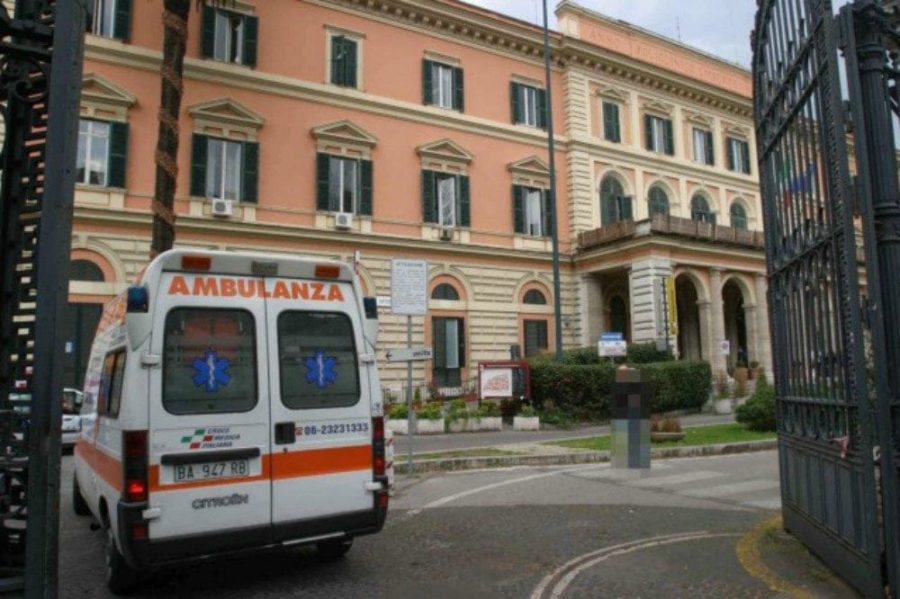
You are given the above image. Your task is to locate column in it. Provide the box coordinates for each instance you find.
[628,257,673,344]
[709,268,726,375]
[697,300,711,362]
[754,273,773,376]
[743,303,759,368]
[579,274,604,346]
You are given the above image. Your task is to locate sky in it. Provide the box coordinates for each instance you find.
[463,0,853,69]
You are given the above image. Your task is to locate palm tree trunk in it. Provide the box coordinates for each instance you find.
[150,0,191,258]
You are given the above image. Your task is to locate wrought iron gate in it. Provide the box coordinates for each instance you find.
[0,0,86,595]
[753,0,900,596]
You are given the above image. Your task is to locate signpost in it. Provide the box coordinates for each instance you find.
[599,332,627,358]
[390,259,428,469]
[386,347,433,363]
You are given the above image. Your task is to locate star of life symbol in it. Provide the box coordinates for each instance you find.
[192,350,232,393]
[305,351,338,389]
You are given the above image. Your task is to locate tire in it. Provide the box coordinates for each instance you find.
[317,538,353,561]
[72,475,90,517]
[106,526,139,595]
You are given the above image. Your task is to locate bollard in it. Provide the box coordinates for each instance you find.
[610,366,652,469]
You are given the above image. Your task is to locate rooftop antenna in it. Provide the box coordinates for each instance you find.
[676,16,682,42]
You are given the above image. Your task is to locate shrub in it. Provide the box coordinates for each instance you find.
[627,342,674,364]
[445,399,469,424]
[651,416,682,433]
[637,361,712,413]
[499,398,520,418]
[539,409,575,429]
[388,403,408,420]
[736,381,776,432]
[416,401,443,421]
[477,401,501,418]
[518,404,537,417]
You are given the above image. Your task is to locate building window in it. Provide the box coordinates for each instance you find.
[523,320,549,357]
[511,82,546,128]
[77,119,128,188]
[648,186,670,217]
[693,128,714,165]
[330,35,358,88]
[90,0,131,40]
[422,170,470,228]
[691,194,716,224]
[201,5,258,67]
[432,283,460,301]
[602,101,621,143]
[513,185,549,237]
[316,153,373,215]
[727,137,751,174]
[600,176,633,226]
[730,202,748,230]
[644,114,674,155]
[433,317,464,387]
[190,134,259,203]
[423,60,464,110]
[523,289,547,305]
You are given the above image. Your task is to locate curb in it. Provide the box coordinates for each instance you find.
[394,439,778,475]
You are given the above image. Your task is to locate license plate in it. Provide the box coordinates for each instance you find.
[172,460,249,483]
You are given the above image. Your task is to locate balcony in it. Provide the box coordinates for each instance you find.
[578,214,766,251]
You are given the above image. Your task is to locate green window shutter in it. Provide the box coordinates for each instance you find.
[600,192,611,225]
[538,88,548,129]
[107,122,128,188]
[457,318,466,367]
[201,5,216,58]
[345,38,358,88]
[243,15,258,67]
[316,153,331,211]
[727,139,735,171]
[331,36,350,85]
[510,82,521,124]
[190,134,208,197]
[422,170,436,223]
[741,141,751,174]
[644,114,653,150]
[541,190,552,237]
[705,131,714,165]
[664,120,674,155]
[433,317,447,368]
[423,60,433,104]
[603,102,620,143]
[113,0,132,41]
[241,141,259,203]
[360,159,373,215]
[458,174,470,226]
[512,185,524,233]
[621,195,633,221]
[453,66,464,112]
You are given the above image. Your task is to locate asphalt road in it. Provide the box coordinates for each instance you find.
[58,451,791,597]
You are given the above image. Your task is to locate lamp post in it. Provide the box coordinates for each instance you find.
[541,0,564,362]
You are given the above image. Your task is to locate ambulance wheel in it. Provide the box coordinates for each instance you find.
[317,538,353,560]
[72,475,90,516]
[106,526,139,594]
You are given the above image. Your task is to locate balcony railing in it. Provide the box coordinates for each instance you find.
[578,214,766,251]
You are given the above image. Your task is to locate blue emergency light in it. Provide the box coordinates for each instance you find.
[127,285,149,313]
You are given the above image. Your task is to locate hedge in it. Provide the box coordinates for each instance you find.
[529,360,711,418]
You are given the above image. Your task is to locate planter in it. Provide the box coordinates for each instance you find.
[414,418,445,435]
[735,367,749,381]
[471,417,502,432]
[386,419,408,435]
[650,431,685,443]
[714,398,733,415]
[513,416,540,431]
[446,419,468,433]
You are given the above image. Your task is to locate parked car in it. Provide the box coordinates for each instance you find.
[61,388,83,450]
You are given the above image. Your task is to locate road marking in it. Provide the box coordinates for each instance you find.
[683,479,780,498]
[531,531,740,599]
[626,470,725,487]
[736,516,815,599]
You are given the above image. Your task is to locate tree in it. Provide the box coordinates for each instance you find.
[150,1,232,258]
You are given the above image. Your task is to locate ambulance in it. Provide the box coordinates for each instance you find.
[72,249,388,593]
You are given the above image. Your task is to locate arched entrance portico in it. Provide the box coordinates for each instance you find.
[722,279,748,373]
[675,274,703,361]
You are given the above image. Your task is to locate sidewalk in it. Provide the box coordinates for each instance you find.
[393,411,737,455]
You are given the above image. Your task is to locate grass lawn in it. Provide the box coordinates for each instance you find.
[544,423,776,452]
[410,447,527,461]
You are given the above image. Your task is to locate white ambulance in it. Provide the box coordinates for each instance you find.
[72,249,388,593]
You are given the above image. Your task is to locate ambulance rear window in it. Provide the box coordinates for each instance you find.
[162,308,257,415]
[277,312,360,409]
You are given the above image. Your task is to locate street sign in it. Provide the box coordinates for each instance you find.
[390,259,427,315]
[601,332,624,342]
[720,340,731,356]
[385,347,433,363]
[599,332,627,357]
[376,296,391,308]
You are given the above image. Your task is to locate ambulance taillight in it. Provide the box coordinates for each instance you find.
[372,417,385,476]
[123,430,149,503]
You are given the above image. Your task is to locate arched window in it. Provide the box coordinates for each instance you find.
[730,202,748,230]
[648,186,670,217]
[599,175,632,226]
[523,289,547,305]
[431,283,460,301]
[69,259,105,282]
[691,194,716,224]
